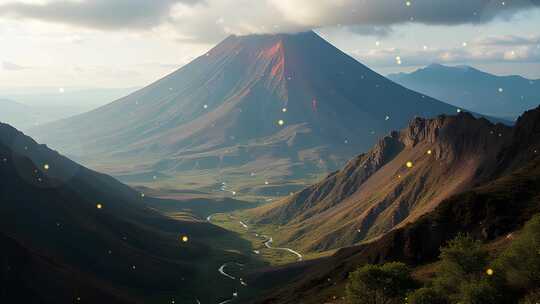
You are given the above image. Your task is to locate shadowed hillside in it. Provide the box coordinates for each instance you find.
[0,123,253,303]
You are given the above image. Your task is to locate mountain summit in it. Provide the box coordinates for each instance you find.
[32,32,464,194]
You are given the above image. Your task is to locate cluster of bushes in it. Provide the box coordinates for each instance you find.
[346,215,540,304]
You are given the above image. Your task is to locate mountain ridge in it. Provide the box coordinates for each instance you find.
[248,106,533,252]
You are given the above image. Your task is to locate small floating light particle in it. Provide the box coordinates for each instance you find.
[498,87,504,93]
[406,161,414,168]
[427,150,432,155]
[486,268,494,276]
[96,203,103,209]
[43,164,50,170]
[282,107,287,113]
[277,119,285,126]
[181,235,189,243]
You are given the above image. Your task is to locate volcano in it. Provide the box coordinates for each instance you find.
[31,31,466,194]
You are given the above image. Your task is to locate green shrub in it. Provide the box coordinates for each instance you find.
[458,280,503,304]
[434,234,489,295]
[519,289,540,304]
[407,287,448,304]
[496,215,540,291]
[346,262,415,304]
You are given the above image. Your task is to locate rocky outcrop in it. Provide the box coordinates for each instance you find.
[250,108,532,253]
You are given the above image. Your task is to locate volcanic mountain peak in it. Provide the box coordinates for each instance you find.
[31,31,465,195]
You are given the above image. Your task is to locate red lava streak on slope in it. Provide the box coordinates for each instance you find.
[259,40,285,80]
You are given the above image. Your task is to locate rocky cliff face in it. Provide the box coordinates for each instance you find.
[250,109,526,252]
[249,155,540,304]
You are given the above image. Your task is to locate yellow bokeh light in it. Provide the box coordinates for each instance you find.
[96,203,103,209]
[181,235,189,243]
[427,150,432,155]
[43,164,50,170]
[278,119,285,126]
[406,161,413,168]
[486,268,494,276]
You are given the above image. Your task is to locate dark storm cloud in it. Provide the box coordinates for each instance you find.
[270,0,540,28]
[0,0,201,30]
[346,25,393,37]
[0,0,538,41]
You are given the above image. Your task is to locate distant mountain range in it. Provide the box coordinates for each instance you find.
[388,64,540,120]
[0,98,40,129]
[249,106,540,254]
[30,32,468,195]
[0,122,251,303]
[0,87,137,130]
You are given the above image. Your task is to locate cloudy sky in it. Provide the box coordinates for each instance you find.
[1,0,539,90]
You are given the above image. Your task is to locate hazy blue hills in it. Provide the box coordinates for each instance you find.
[389,64,540,120]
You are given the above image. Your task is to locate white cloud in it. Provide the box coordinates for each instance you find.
[352,34,540,68]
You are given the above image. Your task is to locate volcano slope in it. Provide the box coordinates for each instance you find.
[30,31,465,196]
[0,122,253,304]
[249,106,539,253]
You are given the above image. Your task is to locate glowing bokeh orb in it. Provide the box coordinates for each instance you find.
[96,203,103,209]
[486,268,494,276]
[181,235,189,243]
[278,119,285,126]
[427,150,432,155]
[406,161,414,168]
[43,164,50,170]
